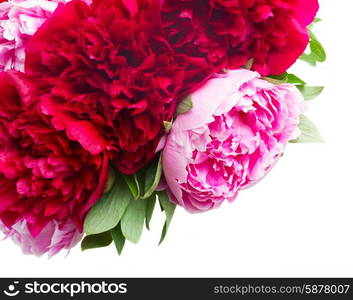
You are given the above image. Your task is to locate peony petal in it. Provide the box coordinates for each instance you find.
[80,151,109,222]
[295,0,319,26]
[0,219,82,257]
[63,118,107,156]
[122,0,139,16]
[163,70,305,213]
[0,70,107,255]
[175,70,258,131]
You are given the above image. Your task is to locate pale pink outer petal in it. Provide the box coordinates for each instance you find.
[155,134,167,153]
[174,70,258,131]
[0,219,82,257]
[47,221,83,257]
[163,130,190,206]
[163,69,306,213]
[0,0,92,71]
[163,70,258,208]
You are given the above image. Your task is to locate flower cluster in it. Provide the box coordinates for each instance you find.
[160,0,319,76]
[0,0,323,256]
[0,0,92,71]
[0,71,108,243]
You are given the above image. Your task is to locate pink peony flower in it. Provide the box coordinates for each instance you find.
[163,69,305,213]
[0,219,82,257]
[0,0,91,71]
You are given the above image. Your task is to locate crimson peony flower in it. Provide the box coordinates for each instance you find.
[25,0,186,174]
[0,71,108,237]
[160,0,319,76]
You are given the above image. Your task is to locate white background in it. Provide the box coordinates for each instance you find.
[1,0,353,278]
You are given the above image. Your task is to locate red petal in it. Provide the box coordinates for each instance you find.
[295,0,319,26]
[122,0,139,16]
[80,151,109,221]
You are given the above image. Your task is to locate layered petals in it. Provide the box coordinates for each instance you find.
[25,0,185,174]
[0,71,108,245]
[160,0,319,81]
[0,219,82,257]
[163,69,305,213]
[0,0,92,71]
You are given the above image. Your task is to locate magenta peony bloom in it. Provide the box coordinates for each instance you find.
[25,0,186,174]
[0,71,109,239]
[1,219,82,257]
[0,0,91,71]
[163,69,305,213]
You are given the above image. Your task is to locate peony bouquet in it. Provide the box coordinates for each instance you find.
[0,0,325,256]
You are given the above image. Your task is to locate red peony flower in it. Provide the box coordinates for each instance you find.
[0,71,108,237]
[25,0,187,174]
[160,0,319,76]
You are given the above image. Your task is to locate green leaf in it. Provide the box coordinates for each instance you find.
[141,154,162,199]
[286,74,306,85]
[84,174,132,235]
[157,191,176,245]
[300,53,317,66]
[111,224,125,255]
[122,174,140,200]
[135,170,146,196]
[297,86,324,101]
[81,232,112,251]
[265,73,306,86]
[291,115,324,143]
[163,120,173,132]
[308,35,326,62]
[300,22,326,65]
[163,121,172,131]
[267,73,323,101]
[308,17,322,30]
[104,167,116,193]
[264,72,287,85]
[145,193,157,230]
[176,95,193,116]
[121,198,147,244]
[243,58,254,70]
[269,73,288,81]
[263,77,285,85]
